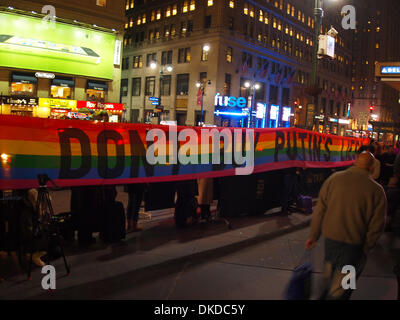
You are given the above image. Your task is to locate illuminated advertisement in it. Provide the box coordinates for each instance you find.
[269,105,279,128]
[282,107,291,122]
[0,12,116,79]
[39,98,77,109]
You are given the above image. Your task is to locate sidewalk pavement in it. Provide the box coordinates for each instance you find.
[0,186,314,299]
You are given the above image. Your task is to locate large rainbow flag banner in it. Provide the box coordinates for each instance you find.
[0,115,369,190]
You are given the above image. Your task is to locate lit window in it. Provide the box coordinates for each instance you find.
[274,1,278,8]
[376,27,380,32]
[156,9,161,19]
[273,18,277,29]
[130,0,134,9]
[229,1,234,8]
[291,6,295,17]
[278,20,282,31]
[285,25,289,34]
[287,3,290,15]
[166,6,171,17]
[298,10,301,21]
[244,2,248,15]
[376,43,379,49]
[226,47,232,63]
[142,14,146,24]
[208,0,213,6]
[366,61,369,65]
[190,0,195,11]
[137,17,141,25]
[183,1,188,13]
[300,34,304,41]
[151,10,155,21]
[311,19,314,29]
[302,13,305,23]
[259,10,263,22]
[296,33,299,39]
[129,18,133,27]
[264,13,269,24]
[125,22,128,29]
[249,5,254,17]
[126,0,129,10]
[172,4,177,15]
[96,0,106,7]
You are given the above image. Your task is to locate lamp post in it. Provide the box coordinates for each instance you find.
[150,62,173,123]
[196,79,211,125]
[244,81,260,128]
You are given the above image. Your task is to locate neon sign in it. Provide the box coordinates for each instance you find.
[381,66,400,74]
[214,94,247,108]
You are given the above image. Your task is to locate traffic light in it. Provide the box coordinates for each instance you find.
[369,106,374,113]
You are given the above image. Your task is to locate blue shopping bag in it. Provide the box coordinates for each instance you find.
[284,251,313,300]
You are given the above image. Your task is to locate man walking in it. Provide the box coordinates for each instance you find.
[305,152,387,299]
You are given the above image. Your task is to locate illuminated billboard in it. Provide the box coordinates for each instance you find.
[0,12,116,79]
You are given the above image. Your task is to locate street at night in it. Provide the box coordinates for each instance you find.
[2,0,400,310]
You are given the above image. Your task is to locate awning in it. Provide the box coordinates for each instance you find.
[52,78,75,87]
[11,73,37,84]
[87,81,108,91]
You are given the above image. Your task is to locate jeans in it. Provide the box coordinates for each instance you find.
[321,238,367,300]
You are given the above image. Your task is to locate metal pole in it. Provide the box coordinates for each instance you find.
[200,85,204,124]
[310,0,323,130]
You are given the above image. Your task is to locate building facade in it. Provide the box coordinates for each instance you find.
[122,0,353,134]
[0,0,125,121]
[351,0,400,141]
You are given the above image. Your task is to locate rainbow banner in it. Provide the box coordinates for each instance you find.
[0,115,368,190]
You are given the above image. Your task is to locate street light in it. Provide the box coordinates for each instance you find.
[244,81,260,128]
[196,80,211,125]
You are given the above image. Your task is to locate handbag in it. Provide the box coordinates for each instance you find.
[284,250,313,300]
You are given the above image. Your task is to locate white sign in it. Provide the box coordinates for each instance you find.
[339,119,350,124]
[256,103,266,119]
[114,40,122,66]
[282,107,291,122]
[35,72,55,79]
[318,35,335,58]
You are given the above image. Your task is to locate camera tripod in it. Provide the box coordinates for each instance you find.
[27,174,70,280]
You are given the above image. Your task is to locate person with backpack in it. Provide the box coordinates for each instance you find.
[305,152,387,300]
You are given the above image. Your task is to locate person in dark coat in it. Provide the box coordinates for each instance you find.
[126,183,146,232]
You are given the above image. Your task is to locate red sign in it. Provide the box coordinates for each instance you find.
[76,101,123,111]
[51,109,69,114]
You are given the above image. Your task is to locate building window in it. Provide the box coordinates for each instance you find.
[229,0,234,8]
[208,0,213,6]
[161,50,173,65]
[226,47,233,63]
[249,5,254,17]
[201,47,208,62]
[155,28,160,39]
[178,47,191,63]
[145,77,155,96]
[122,57,129,70]
[132,78,141,96]
[176,74,189,95]
[224,73,231,96]
[121,79,128,97]
[96,0,106,7]
[133,55,143,68]
[156,9,161,20]
[172,4,177,15]
[188,20,194,32]
[160,75,171,96]
[244,2,248,15]
[166,6,171,17]
[229,17,234,30]
[146,53,157,67]
[164,25,170,37]
[151,10,155,21]
[182,1,189,13]
[259,10,263,22]
[190,0,195,11]
[170,24,176,36]
[204,15,211,28]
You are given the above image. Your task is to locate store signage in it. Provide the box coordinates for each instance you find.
[113,40,122,66]
[270,105,279,120]
[214,94,247,108]
[152,102,160,106]
[329,118,338,123]
[149,97,159,102]
[39,98,77,109]
[315,115,324,120]
[282,107,291,122]
[381,66,400,74]
[256,103,266,119]
[76,101,123,111]
[2,96,38,105]
[35,72,55,79]
[51,108,69,114]
[339,119,350,125]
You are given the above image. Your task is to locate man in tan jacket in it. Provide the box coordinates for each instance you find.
[305,152,387,299]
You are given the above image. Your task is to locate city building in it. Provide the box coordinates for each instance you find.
[121,0,353,135]
[351,0,400,141]
[0,0,126,121]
